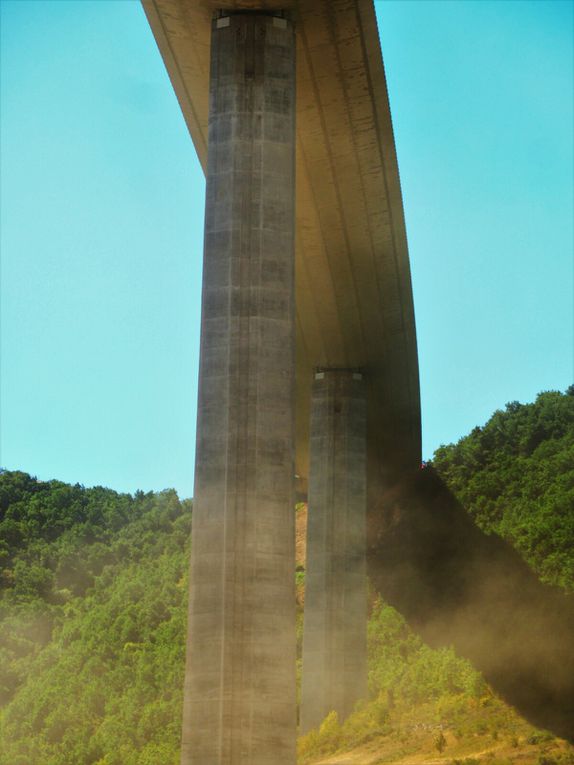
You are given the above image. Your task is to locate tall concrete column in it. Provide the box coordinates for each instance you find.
[301,369,368,733]
[181,13,296,765]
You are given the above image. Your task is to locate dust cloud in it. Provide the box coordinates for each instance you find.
[367,466,574,742]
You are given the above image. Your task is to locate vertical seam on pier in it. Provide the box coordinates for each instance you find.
[217,20,228,758]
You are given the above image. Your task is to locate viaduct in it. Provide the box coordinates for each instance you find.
[142,1,421,762]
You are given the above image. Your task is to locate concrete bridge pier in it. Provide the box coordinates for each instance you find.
[181,12,297,765]
[301,368,368,733]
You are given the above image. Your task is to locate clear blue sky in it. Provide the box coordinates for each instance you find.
[1,0,572,499]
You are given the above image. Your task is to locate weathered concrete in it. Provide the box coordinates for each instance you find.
[301,369,367,733]
[180,14,297,765]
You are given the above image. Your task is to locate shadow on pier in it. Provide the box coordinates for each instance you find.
[367,466,574,743]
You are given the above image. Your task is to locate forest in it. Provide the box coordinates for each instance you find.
[0,387,572,764]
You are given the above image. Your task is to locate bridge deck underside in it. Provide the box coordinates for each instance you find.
[142,0,421,491]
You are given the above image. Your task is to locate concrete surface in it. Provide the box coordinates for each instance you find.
[301,369,367,732]
[180,14,297,764]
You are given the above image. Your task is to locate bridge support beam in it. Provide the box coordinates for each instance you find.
[301,369,368,733]
[181,13,297,765]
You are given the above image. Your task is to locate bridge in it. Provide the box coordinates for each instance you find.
[141,1,421,762]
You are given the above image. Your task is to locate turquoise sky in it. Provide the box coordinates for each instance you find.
[1,0,572,498]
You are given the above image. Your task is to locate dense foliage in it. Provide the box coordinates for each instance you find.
[1,387,572,763]
[432,388,574,591]
[0,472,191,765]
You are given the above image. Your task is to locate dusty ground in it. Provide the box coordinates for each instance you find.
[308,729,572,765]
[295,504,573,765]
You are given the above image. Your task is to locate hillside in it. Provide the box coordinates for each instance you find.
[1,388,573,764]
[0,475,191,765]
[433,388,574,592]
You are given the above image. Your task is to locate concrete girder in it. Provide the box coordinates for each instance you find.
[141,0,422,496]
